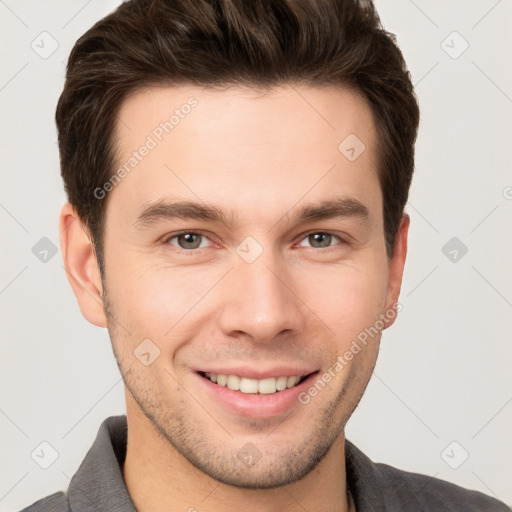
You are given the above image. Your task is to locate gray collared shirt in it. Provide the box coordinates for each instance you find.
[20,415,510,511]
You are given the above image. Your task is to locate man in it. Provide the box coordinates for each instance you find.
[20,0,510,510]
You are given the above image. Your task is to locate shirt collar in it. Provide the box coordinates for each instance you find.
[345,438,387,511]
[68,415,136,511]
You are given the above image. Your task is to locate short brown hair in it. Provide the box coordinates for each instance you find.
[56,0,419,274]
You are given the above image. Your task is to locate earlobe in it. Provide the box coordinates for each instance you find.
[59,202,108,328]
[383,213,410,329]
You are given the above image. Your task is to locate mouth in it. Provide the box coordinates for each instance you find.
[195,368,321,418]
[197,370,318,395]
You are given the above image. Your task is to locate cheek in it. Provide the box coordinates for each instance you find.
[106,258,221,338]
[304,261,388,345]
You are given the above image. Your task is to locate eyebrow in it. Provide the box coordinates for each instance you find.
[134,196,370,230]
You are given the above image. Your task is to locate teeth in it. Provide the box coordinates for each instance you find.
[276,376,288,391]
[287,376,300,387]
[240,378,259,393]
[226,375,240,391]
[204,372,305,394]
[258,377,276,394]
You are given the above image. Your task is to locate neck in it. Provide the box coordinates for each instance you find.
[122,397,353,512]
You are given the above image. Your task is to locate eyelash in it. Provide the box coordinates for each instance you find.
[162,230,348,253]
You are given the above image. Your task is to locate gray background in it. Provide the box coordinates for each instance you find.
[1,1,511,510]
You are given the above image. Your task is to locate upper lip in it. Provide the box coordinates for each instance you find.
[195,366,319,380]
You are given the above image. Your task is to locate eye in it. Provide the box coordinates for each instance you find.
[164,231,213,251]
[163,230,347,253]
[297,231,344,249]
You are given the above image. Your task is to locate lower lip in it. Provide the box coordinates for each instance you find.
[194,371,319,418]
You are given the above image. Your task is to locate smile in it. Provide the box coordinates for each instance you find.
[199,371,313,395]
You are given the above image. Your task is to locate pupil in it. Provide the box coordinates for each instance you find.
[311,233,331,247]
[180,233,200,249]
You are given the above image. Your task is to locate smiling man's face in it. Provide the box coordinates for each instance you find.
[66,83,408,488]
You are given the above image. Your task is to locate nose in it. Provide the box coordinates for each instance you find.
[216,247,307,344]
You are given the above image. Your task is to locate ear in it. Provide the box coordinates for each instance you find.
[383,213,410,329]
[59,202,107,328]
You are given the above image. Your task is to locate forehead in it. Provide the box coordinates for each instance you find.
[116,83,376,146]
[109,83,381,229]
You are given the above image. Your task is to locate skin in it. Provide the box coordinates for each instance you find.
[60,83,409,512]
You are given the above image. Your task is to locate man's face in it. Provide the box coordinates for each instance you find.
[97,84,405,487]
